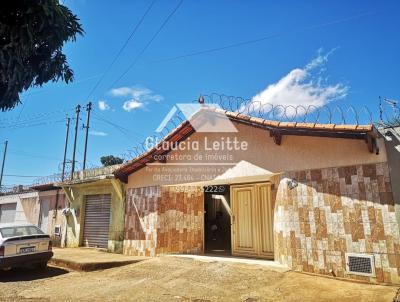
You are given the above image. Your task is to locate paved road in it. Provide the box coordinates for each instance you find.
[0,257,397,302]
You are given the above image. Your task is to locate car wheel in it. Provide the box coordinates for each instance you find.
[36,262,48,270]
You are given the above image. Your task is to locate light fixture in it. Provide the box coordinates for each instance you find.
[287,179,298,190]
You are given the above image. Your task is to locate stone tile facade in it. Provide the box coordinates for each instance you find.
[123,186,203,256]
[157,186,204,254]
[124,186,160,256]
[274,162,400,284]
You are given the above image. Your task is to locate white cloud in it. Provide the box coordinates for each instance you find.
[122,99,144,112]
[110,87,141,97]
[98,100,110,111]
[89,130,108,136]
[250,49,348,114]
[109,85,163,112]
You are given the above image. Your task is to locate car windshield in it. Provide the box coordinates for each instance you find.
[0,226,45,238]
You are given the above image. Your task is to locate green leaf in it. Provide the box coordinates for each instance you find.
[0,0,84,110]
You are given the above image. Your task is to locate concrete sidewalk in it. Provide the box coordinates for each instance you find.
[168,254,289,272]
[49,248,148,271]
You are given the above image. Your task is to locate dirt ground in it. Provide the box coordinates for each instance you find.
[0,256,397,302]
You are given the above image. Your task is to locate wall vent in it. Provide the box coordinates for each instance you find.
[345,253,375,277]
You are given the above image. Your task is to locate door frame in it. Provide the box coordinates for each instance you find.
[38,199,50,233]
[203,192,232,253]
[230,182,274,259]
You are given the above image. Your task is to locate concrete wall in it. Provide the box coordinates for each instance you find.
[0,191,39,224]
[63,179,125,253]
[37,189,66,246]
[127,122,387,188]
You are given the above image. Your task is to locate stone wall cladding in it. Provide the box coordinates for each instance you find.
[123,186,160,257]
[274,162,399,284]
[157,187,204,254]
[123,186,204,256]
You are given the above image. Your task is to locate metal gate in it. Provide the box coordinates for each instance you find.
[82,194,111,249]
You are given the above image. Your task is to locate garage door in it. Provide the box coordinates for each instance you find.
[83,194,111,249]
[0,203,17,223]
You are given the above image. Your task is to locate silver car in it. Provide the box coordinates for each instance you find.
[0,223,53,270]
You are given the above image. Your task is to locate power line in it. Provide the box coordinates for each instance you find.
[0,116,65,127]
[92,116,133,142]
[8,150,63,162]
[0,119,65,130]
[1,182,33,187]
[76,148,96,168]
[0,108,74,125]
[108,0,184,89]
[17,95,30,120]
[85,0,157,101]
[22,73,102,98]
[92,111,145,141]
[3,174,45,178]
[151,11,375,64]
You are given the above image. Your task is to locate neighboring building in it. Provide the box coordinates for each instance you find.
[57,165,125,253]
[30,184,67,247]
[114,107,399,284]
[0,187,39,224]
[0,184,66,246]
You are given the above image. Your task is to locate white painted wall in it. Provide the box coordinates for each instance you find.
[0,191,39,224]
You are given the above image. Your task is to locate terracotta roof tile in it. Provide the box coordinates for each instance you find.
[295,122,316,129]
[225,111,240,118]
[263,120,280,127]
[236,113,251,120]
[249,116,265,124]
[314,123,336,130]
[333,124,359,130]
[277,121,297,128]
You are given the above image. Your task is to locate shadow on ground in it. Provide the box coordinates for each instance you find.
[0,266,69,282]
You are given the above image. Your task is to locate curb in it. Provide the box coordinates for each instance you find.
[49,258,143,272]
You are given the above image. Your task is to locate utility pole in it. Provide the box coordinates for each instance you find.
[61,117,70,181]
[0,140,8,191]
[70,104,81,180]
[82,102,92,170]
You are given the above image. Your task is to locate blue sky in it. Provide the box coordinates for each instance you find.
[0,0,399,187]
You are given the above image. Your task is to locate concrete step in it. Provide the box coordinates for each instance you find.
[49,248,148,272]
